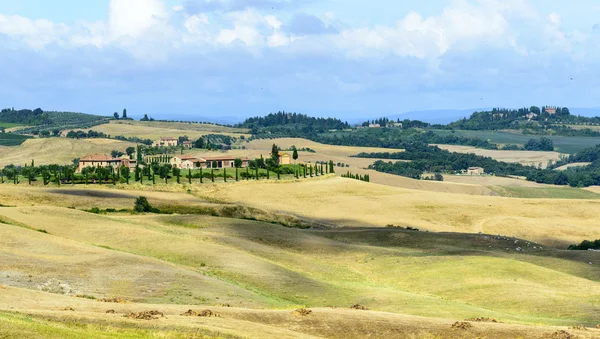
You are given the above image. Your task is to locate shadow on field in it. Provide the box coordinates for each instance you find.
[45,189,135,199]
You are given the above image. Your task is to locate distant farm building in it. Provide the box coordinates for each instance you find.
[544,107,557,115]
[278,152,291,165]
[77,154,131,173]
[462,167,485,176]
[390,122,403,128]
[525,113,538,120]
[182,141,193,149]
[152,137,178,147]
[368,124,381,128]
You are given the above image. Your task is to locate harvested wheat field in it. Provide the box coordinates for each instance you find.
[0,138,136,167]
[197,176,600,246]
[1,183,600,337]
[433,144,563,168]
[88,120,250,140]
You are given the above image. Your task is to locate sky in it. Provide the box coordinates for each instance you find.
[2,0,600,122]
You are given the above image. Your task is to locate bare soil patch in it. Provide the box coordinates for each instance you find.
[350,304,368,310]
[181,309,220,317]
[451,321,473,330]
[292,308,312,316]
[124,310,164,320]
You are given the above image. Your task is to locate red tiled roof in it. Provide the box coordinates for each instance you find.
[201,156,249,161]
[80,154,121,162]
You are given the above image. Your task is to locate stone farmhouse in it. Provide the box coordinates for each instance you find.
[462,167,485,176]
[152,137,178,147]
[77,154,133,173]
[278,152,291,165]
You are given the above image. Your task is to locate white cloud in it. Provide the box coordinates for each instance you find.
[0,14,68,49]
[108,0,168,39]
[0,0,591,65]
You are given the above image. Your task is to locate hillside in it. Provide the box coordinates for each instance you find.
[0,138,136,167]
[0,108,109,132]
[88,120,250,140]
[1,184,600,338]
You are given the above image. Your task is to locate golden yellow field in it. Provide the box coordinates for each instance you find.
[0,138,136,167]
[433,144,562,168]
[1,183,600,338]
[2,135,600,337]
[555,162,592,170]
[87,120,250,140]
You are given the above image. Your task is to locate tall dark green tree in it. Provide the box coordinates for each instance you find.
[188,169,192,184]
[292,148,298,162]
[122,108,127,119]
[270,143,280,165]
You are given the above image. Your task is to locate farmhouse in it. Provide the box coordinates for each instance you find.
[203,156,249,169]
[77,154,129,173]
[152,137,178,147]
[544,107,557,115]
[525,113,538,120]
[368,124,381,128]
[462,167,485,176]
[182,141,193,149]
[278,152,291,165]
[170,156,202,169]
[390,122,403,128]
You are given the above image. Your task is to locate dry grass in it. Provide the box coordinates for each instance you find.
[0,138,136,167]
[88,120,250,140]
[194,177,600,246]
[433,144,563,168]
[555,162,592,171]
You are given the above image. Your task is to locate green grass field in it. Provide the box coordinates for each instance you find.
[431,129,600,153]
[0,122,23,128]
[0,132,32,146]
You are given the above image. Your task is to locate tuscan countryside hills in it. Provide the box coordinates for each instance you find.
[3,1,600,338]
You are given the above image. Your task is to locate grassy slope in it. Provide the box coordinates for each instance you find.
[0,138,136,167]
[431,129,600,154]
[491,186,600,199]
[88,121,250,140]
[194,177,600,246]
[433,144,562,168]
[0,186,600,329]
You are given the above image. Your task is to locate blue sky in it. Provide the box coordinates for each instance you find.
[1,0,600,122]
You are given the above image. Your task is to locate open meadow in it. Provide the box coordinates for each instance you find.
[87,120,251,140]
[1,134,600,337]
[432,144,562,168]
[432,129,600,153]
[0,138,136,167]
[1,183,600,338]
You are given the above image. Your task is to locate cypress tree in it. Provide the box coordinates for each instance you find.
[152,168,156,185]
[236,167,239,181]
[224,168,227,182]
[211,169,215,182]
[321,164,324,175]
[303,165,306,178]
[188,169,192,184]
[176,169,181,184]
[200,167,203,183]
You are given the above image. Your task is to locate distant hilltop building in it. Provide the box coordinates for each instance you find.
[462,167,485,176]
[544,106,557,115]
[368,123,381,128]
[152,137,178,147]
[525,113,538,120]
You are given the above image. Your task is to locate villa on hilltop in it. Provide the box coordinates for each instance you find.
[152,137,178,147]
